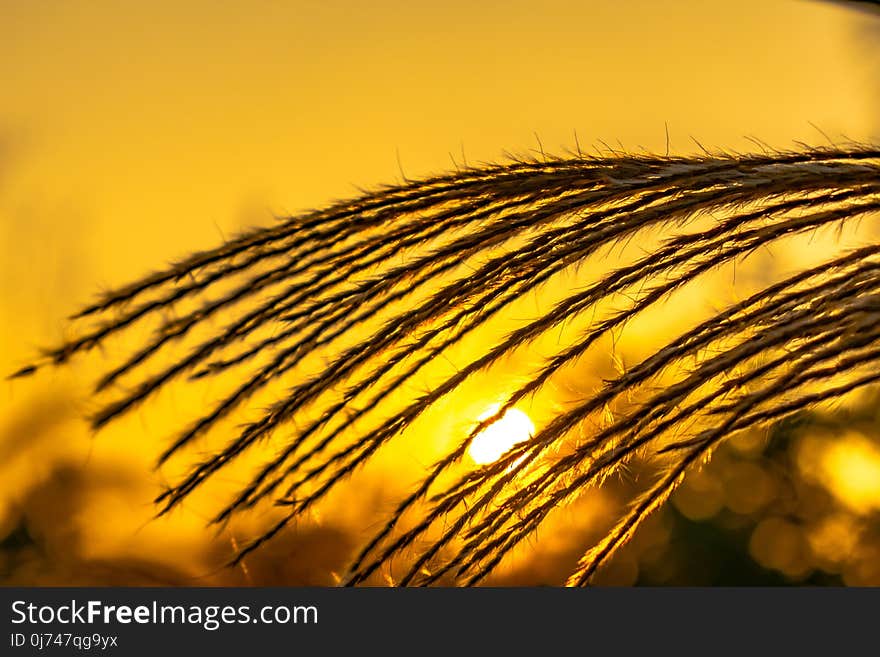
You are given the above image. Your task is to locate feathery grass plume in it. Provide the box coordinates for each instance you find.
[12,143,880,585]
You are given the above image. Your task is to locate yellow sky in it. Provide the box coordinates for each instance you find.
[0,0,877,584]
[1,2,875,333]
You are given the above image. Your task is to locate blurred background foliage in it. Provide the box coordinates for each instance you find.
[1,0,878,585]
[601,393,880,586]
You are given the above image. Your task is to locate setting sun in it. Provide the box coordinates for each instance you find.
[468,406,536,465]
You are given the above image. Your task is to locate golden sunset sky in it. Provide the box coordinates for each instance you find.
[1,0,877,585]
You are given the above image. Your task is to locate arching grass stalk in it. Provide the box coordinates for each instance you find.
[14,145,880,585]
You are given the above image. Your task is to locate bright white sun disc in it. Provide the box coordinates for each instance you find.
[468,407,535,465]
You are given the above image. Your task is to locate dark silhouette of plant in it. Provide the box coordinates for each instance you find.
[12,144,880,585]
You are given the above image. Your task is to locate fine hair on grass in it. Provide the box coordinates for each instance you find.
[12,143,880,585]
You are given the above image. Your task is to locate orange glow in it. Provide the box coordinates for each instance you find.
[820,436,880,514]
[0,0,876,587]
